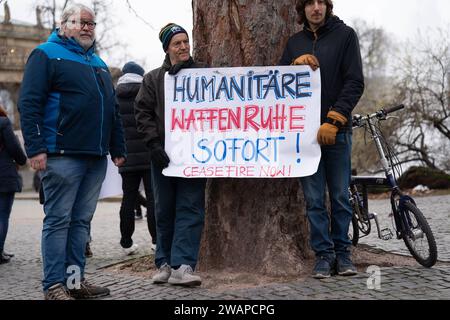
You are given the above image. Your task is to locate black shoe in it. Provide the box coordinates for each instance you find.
[135,213,143,220]
[336,254,358,276]
[0,252,11,264]
[69,279,110,299]
[85,243,93,258]
[312,255,335,279]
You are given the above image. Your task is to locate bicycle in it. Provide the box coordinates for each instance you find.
[349,104,438,268]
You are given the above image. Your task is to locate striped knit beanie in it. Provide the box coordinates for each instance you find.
[159,23,188,52]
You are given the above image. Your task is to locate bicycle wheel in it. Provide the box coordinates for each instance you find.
[349,192,370,246]
[401,201,437,268]
[349,213,359,246]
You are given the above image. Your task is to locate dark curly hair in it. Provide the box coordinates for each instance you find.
[295,0,334,25]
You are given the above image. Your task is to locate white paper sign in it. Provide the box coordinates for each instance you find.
[98,155,122,199]
[163,65,321,178]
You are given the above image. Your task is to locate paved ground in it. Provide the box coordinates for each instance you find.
[361,195,450,262]
[1,193,450,301]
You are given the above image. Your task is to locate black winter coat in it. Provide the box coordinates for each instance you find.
[279,16,365,130]
[116,77,152,173]
[0,117,27,193]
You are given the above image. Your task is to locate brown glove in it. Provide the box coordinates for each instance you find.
[292,54,320,71]
[317,111,348,145]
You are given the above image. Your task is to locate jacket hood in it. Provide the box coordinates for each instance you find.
[117,73,143,86]
[304,15,344,38]
[116,74,142,99]
[47,29,96,56]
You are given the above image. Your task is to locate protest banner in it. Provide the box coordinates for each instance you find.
[163,65,321,178]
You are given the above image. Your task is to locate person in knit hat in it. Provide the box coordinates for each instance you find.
[159,23,189,52]
[122,61,145,76]
[135,23,207,287]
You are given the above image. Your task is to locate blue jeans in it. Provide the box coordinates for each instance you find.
[151,163,206,270]
[300,132,352,258]
[0,192,15,252]
[41,155,107,291]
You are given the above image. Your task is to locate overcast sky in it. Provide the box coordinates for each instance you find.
[3,0,449,70]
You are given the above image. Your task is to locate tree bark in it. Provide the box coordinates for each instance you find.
[192,0,313,276]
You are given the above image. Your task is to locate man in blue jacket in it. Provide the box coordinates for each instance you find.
[280,0,364,279]
[18,4,126,300]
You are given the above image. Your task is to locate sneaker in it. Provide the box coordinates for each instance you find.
[0,252,11,264]
[336,254,358,276]
[152,263,171,284]
[45,283,74,300]
[85,243,93,258]
[122,243,139,256]
[3,251,14,257]
[168,264,202,287]
[312,255,335,279]
[69,279,110,299]
[135,213,143,220]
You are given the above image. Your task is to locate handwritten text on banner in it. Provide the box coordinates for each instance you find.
[163,65,321,178]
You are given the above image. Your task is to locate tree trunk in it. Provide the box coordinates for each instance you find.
[192,0,313,277]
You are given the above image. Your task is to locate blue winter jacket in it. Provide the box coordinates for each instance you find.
[18,31,126,159]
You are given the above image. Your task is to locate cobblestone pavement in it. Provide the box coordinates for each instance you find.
[361,195,450,262]
[0,195,449,300]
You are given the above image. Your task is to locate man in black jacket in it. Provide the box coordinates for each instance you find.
[117,61,157,255]
[135,23,206,287]
[280,0,364,279]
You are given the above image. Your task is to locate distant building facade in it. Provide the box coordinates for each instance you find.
[0,2,50,128]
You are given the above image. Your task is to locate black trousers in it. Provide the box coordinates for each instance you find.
[119,170,156,248]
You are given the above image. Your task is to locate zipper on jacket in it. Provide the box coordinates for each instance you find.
[36,124,41,136]
[90,65,104,155]
[312,32,318,55]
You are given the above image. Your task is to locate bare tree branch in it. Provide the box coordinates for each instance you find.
[125,0,156,31]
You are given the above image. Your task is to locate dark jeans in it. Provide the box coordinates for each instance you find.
[151,163,206,270]
[41,156,107,291]
[300,132,353,258]
[0,192,14,252]
[119,170,156,248]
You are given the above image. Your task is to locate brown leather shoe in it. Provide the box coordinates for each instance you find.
[44,283,74,300]
[69,279,110,299]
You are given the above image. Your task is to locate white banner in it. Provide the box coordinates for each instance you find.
[163,65,321,178]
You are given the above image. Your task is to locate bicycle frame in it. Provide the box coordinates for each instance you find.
[352,105,409,240]
[350,105,438,267]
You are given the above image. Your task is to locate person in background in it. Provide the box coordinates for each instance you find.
[18,4,126,299]
[0,106,27,264]
[117,61,157,255]
[279,0,364,279]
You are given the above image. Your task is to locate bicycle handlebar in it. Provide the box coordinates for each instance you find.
[352,104,405,128]
[383,104,405,115]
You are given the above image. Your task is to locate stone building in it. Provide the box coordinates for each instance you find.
[0,2,50,129]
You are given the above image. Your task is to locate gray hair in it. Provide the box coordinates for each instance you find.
[59,3,95,34]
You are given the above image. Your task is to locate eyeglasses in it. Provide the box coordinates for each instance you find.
[65,20,97,30]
